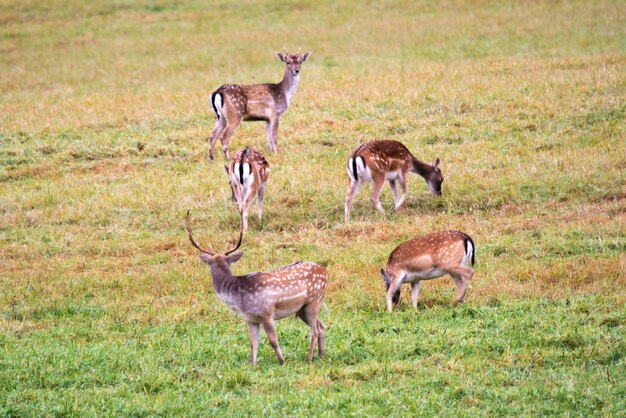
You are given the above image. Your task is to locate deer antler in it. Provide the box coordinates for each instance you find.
[297,46,302,56]
[225,208,244,255]
[283,45,290,55]
[185,210,216,255]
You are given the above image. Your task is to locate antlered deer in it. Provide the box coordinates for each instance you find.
[208,47,311,160]
[345,140,443,222]
[185,211,327,365]
[224,148,270,232]
[380,230,475,312]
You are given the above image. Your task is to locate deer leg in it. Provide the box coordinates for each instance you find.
[316,319,325,358]
[241,208,249,232]
[410,281,421,309]
[266,117,279,154]
[388,179,398,206]
[271,119,279,153]
[296,305,320,362]
[229,183,236,202]
[262,319,285,365]
[248,322,260,365]
[265,121,272,152]
[209,117,227,161]
[257,182,266,221]
[370,177,385,214]
[386,279,402,312]
[394,174,408,211]
[240,186,257,231]
[219,117,242,160]
[231,183,245,214]
[292,312,325,359]
[449,267,473,303]
[344,180,362,223]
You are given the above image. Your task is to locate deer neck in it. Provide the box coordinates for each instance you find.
[279,67,300,105]
[411,156,434,179]
[209,262,239,296]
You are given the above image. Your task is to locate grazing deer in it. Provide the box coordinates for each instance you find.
[380,230,475,312]
[224,148,270,232]
[207,47,311,160]
[344,140,443,222]
[185,210,327,365]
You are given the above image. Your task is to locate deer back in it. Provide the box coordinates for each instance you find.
[386,231,474,278]
[348,140,415,182]
[226,261,328,322]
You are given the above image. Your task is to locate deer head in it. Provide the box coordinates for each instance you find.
[425,157,444,196]
[276,46,311,76]
[184,210,244,267]
[381,268,401,306]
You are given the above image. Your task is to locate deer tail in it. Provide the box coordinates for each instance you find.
[234,148,251,185]
[463,235,476,267]
[210,90,223,120]
[347,155,367,183]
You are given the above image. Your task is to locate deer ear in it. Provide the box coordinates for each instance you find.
[199,253,212,265]
[380,268,388,282]
[434,157,441,171]
[301,51,311,62]
[226,252,244,264]
[276,52,286,62]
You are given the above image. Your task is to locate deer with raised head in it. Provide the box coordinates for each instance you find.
[380,230,475,312]
[208,47,311,160]
[185,211,327,365]
[224,147,270,232]
[344,140,443,222]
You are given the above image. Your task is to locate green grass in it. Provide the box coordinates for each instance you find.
[2,298,624,416]
[1,0,625,415]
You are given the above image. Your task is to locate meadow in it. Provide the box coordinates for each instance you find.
[1,0,625,415]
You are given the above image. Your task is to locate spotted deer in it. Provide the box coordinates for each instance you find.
[185,211,327,365]
[344,140,443,222]
[224,148,270,232]
[380,230,475,312]
[208,47,311,160]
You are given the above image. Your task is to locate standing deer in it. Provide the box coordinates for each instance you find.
[224,148,270,232]
[344,140,443,222]
[208,47,311,160]
[380,230,475,312]
[185,210,327,365]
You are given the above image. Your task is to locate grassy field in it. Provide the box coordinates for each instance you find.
[1,0,625,415]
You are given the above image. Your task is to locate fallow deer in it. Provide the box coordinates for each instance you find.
[344,140,443,222]
[380,230,475,312]
[208,47,311,160]
[185,211,327,365]
[224,148,270,232]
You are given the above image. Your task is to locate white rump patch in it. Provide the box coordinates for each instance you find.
[242,162,251,181]
[356,156,368,179]
[213,93,223,118]
[348,155,371,182]
[232,162,253,185]
[462,240,474,267]
[347,158,356,182]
